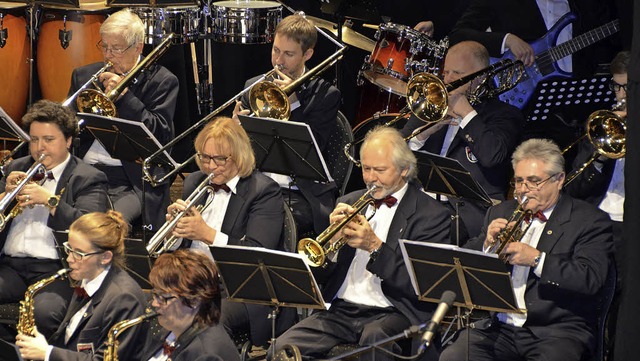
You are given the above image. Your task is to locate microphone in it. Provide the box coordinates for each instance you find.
[418,290,457,353]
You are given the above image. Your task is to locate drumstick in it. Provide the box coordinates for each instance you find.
[190,42,199,84]
[362,23,379,30]
[207,30,213,84]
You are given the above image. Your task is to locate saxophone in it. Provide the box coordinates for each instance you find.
[103,310,158,361]
[17,268,72,336]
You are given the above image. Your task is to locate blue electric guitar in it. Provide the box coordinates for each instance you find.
[493,13,620,109]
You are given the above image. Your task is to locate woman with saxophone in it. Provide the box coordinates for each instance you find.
[16,211,148,361]
[141,249,240,361]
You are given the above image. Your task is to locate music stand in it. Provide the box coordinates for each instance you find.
[0,338,24,361]
[209,245,325,360]
[238,115,333,183]
[0,107,29,166]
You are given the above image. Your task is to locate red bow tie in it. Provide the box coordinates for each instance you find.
[373,195,397,209]
[211,183,231,193]
[74,287,90,300]
[162,342,176,356]
[524,210,548,223]
[33,171,54,182]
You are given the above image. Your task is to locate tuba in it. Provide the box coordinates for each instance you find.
[298,185,377,267]
[17,268,71,336]
[146,172,215,257]
[76,34,174,117]
[0,154,46,231]
[487,197,533,262]
[103,310,158,361]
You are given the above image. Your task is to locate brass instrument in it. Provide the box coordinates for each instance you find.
[62,61,113,107]
[0,154,46,231]
[142,67,281,187]
[76,34,175,117]
[488,197,533,262]
[17,268,71,336]
[344,59,525,166]
[298,185,378,267]
[563,105,626,186]
[146,172,215,256]
[104,310,158,361]
[248,46,348,120]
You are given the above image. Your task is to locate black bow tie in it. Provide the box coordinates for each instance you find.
[211,183,231,193]
[373,195,397,209]
[33,171,54,182]
[74,287,89,300]
[162,342,176,356]
[524,210,548,223]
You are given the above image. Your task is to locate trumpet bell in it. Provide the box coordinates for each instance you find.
[249,81,291,120]
[297,237,326,267]
[587,110,626,159]
[76,89,117,117]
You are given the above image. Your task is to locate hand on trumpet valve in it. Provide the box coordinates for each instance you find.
[340,213,380,252]
[5,171,27,193]
[19,183,53,209]
[483,218,509,249]
[169,202,215,245]
[501,242,540,267]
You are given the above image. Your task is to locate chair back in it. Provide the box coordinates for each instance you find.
[324,111,355,196]
[593,261,617,361]
[282,201,298,253]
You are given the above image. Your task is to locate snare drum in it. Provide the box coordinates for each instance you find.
[361,22,447,96]
[37,3,110,102]
[211,0,282,44]
[0,3,29,123]
[132,6,200,45]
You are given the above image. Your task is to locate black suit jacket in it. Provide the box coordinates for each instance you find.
[565,140,617,206]
[318,183,451,324]
[142,323,241,361]
[450,0,618,77]
[0,155,110,251]
[68,61,179,229]
[241,74,341,233]
[49,267,148,361]
[466,193,613,347]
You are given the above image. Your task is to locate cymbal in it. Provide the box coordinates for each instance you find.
[306,15,375,53]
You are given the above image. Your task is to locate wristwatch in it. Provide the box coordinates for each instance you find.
[46,195,60,210]
[369,244,384,262]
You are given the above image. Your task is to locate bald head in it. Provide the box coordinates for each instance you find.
[446,41,490,72]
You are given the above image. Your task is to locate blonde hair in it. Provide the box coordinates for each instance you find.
[69,210,129,268]
[361,126,417,181]
[194,117,255,177]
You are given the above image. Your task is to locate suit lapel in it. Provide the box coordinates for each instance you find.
[385,184,418,250]
[535,194,571,254]
[56,156,77,196]
[221,176,247,235]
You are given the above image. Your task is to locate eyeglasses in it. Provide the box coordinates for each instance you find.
[96,40,134,56]
[151,291,178,306]
[609,80,627,93]
[63,241,105,261]
[510,173,559,191]
[197,153,230,166]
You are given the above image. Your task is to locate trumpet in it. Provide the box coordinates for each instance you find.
[344,59,525,166]
[146,172,215,257]
[0,154,46,231]
[76,34,174,117]
[62,61,113,107]
[298,185,378,267]
[487,196,533,262]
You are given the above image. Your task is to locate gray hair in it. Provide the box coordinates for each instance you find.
[360,126,417,181]
[100,8,145,46]
[511,138,564,176]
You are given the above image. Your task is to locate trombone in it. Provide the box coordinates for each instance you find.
[75,34,175,117]
[344,59,525,166]
[62,61,113,107]
[146,172,215,256]
[298,185,377,267]
[0,154,46,231]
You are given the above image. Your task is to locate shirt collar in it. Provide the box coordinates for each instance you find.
[226,175,240,194]
[48,153,71,181]
[81,265,111,297]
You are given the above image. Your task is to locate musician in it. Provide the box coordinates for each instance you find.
[270,126,451,360]
[439,138,613,361]
[142,249,240,361]
[447,0,618,76]
[0,100,109,340]
[165,116,292,347]
[67,8,179,231]
[16,211,148,361]
[235,13,341,239]
[401,40,525,240]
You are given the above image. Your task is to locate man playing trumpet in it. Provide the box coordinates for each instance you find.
[271,126,451,360]
[440,138,613,361]
[0,100,110,340]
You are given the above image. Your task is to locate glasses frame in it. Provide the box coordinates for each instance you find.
[609,79,628,93]
[510,173,559,191]
[63,241,105,261]
[96,40,134,56]
[151,291,178,306]
[196,153,230,166]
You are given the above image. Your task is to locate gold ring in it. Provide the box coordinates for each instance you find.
[25,195,30,202]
